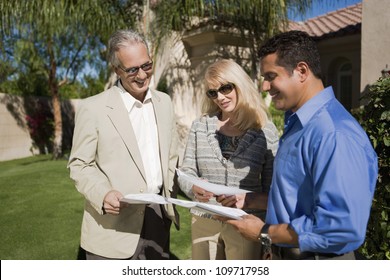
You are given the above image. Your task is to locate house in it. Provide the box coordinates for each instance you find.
[2,0,389,161]
[289,0,390,110]
[289,2,362,110]
[152,0,390,158]
[158,0,389,119]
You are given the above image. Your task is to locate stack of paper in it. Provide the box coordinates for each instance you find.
[166,197,247,220]
[120,169,252,220]
[120,193,168,205]
[175,168,251,196]
[120,194,247,220]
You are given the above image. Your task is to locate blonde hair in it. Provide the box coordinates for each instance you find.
[203,59,269,131]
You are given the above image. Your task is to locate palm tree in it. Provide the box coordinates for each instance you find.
[1,0,339,158]
[0,0,132,159]
[146,0,342,156]
[150,0,317,79]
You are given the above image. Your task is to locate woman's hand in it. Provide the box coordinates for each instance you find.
[216,193,246,208]
[192,185,214,202]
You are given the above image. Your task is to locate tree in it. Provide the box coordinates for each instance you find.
[353,77,390,259]
[150,0,317,79]
[0,0,341,159]
[0,0,130,159]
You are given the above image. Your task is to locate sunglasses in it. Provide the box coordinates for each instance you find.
[206,83,235,99]
[118,61,153,76]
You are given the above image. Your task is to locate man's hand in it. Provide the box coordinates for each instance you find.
[217,215,299,245]
[103,190,123,215]
[224,214,265,241]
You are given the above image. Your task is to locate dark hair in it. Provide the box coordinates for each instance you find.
[258,31,322,79]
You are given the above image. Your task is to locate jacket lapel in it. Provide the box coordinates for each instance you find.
[206,115,225,163]
[105,86,146,183]
[151,89,168,183]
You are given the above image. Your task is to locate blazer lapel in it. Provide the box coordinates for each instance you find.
[206,115,225,163]
[105,86,147,183]
[151,90,168,182]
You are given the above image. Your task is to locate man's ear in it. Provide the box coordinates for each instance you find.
[113,66,120,76]
[295,62,310,82]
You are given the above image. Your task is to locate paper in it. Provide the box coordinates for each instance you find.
[121,193,168,204]
[176,168,251,196]
[121,194,247,220]
[167,197,247,220]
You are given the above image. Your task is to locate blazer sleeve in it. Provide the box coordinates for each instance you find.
[168,101,180,198]
[67,101,112,214]
[177,121,198,200]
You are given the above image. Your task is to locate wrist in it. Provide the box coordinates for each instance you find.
[262,223,270,232]
[257,223,271,245]
[258,223,273,260]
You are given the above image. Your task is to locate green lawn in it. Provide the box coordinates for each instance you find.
[0,155,191,260]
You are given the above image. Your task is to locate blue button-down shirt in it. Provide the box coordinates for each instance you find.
[266,87,378,254]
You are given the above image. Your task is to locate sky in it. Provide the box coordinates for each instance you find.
[289,0,362,21]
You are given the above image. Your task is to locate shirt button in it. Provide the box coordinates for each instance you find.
[139,211,144,215]
[140,189,144,193]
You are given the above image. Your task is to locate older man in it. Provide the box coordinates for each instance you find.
[68,29,179,260]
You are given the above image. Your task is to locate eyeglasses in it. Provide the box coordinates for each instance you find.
[206,83,235,99]
[118,61,153,76]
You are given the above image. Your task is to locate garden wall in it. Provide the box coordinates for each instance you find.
[0,93,79,161]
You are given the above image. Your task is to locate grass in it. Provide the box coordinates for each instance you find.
[0,155,192,260]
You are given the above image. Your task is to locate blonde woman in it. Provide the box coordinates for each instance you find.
[178,59,279,260]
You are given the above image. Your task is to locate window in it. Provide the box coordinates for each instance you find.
[337,62,352,110]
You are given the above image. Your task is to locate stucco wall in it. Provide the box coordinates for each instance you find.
[0,93,79,162]
[0,93,38,161]
[361,0,390,95]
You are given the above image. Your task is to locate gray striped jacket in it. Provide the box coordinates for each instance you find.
[178,114,279,217]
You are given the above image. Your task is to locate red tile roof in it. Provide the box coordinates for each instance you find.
[288,2,362,39]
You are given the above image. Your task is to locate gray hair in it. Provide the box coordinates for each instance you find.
[107,29,150,67]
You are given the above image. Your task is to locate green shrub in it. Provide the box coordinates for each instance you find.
[269,102,284,136]
[353,77,390,260]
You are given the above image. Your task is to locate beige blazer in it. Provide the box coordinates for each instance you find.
[68,85,179,259]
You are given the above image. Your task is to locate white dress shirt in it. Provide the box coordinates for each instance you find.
[118,82,163,193]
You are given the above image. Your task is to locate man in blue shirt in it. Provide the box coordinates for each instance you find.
[225,31,378,260]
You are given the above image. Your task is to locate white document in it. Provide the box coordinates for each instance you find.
[167,197,247,220]
[176,168,251,196]
[121,193,168,205]
[121,194,247,220]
